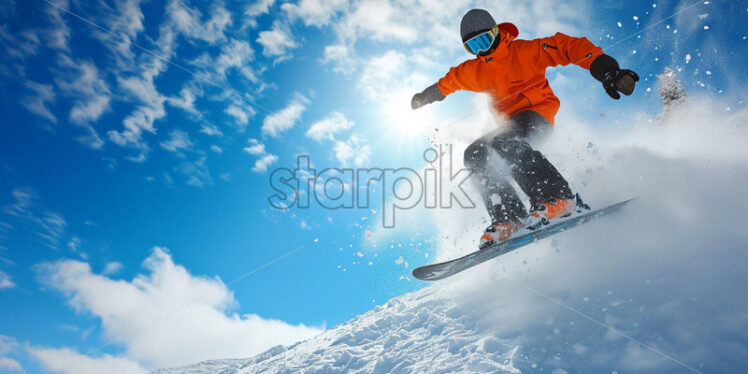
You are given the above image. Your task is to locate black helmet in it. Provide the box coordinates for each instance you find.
[460,9,496,42]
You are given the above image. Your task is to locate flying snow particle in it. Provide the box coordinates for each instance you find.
[356,252,364,257]
[617,21,622,27]
[685,54,692,64]
[314,238,319,242]
[633,16,639,20]
[706,71,712,75]
[632,50,637,54]
[704,25,709,30]
[395,256,404,265]
[697,13,709,19]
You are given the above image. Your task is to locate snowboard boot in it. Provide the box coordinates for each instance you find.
[480,220,525,249]
[526,197,577,230]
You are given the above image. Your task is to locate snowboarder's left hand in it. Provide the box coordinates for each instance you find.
[602,69,639,100]
[411,83,446,110]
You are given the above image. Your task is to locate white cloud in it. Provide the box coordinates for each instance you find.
[166,87,198,115]
[106,0,204,158]
[281,0,346,27]
[252,154,278,173]
[192,39,256,83]
[0,271,14,289]
[45,55,110,149]
[225,103,252,127]
[245,0,275,17]
[3,188,67,250]
[0,357,22,372]
[256,21,298,58]
[0,335,21,372]
[160,129,193,153]
[215,39,255,78]
[0,25,41,59]
[357,50,407,101]
[306,111,354,142]
[66,237,85,259]
[199,125,223,137]
[210,145,223,154]
[165,0,231,43]
[243,139,266,156]
[44,0,71,50]
[108,74,167,154]
[333,134,371,167]
[300,220,311,230]
[244,139,278,173]
[21,81,57,124]
[261,96,308,137]
[56,57,111,125]
[321,44,355,74]
[102,262,123,276]
[91,0,145,69]
[0,335,18,355]
[29,346,145,374]
[34,247,321,369]
[178,156,212,188]
[341,1,418,43]
[244,0,275,28]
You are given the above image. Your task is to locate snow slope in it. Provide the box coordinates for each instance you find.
[153,287,522,374]
[154,102,748,373]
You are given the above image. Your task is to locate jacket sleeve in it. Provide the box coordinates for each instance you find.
[436,59,487,96]
[529,32,603,70]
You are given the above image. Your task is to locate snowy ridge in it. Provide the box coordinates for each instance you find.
[153,287,522,373]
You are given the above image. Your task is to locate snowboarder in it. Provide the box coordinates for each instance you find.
[411,9,638,249]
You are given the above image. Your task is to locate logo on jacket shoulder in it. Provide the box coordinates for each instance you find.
[542,43,558,50]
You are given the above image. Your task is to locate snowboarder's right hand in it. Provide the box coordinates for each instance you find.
[411,83,446,110]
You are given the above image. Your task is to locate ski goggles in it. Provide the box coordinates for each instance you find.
[463,25,500,55]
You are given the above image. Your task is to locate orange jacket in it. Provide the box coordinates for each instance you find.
[437,23,603,125]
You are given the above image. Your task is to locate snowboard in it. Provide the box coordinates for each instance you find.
[412,197,635,281]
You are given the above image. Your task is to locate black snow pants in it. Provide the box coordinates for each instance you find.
[463,110,574,223]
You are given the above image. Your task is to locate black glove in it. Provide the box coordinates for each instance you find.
[411,83,445,109]
[590,54,639,100]
[601,69,639,100]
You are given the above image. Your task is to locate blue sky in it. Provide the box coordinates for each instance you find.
[0,0,745,372]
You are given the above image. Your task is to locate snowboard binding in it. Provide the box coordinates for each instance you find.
[526,193,591,231]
